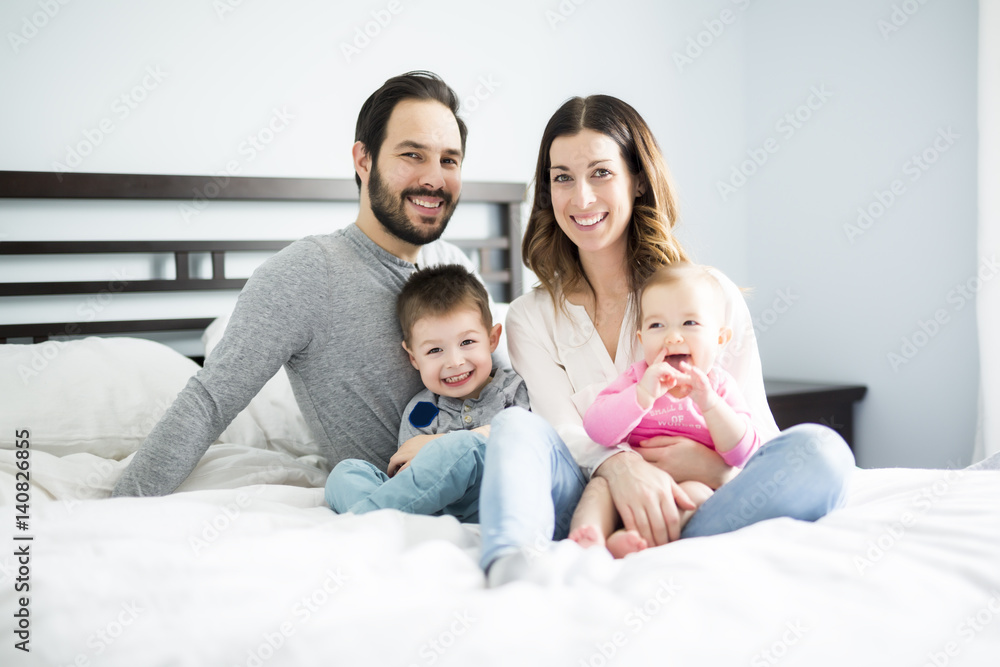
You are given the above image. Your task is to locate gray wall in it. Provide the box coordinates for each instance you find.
[741,2,980,468]
[0,0,981,468]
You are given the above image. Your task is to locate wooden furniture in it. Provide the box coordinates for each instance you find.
[0,170,525,346]
[764,379,868,449]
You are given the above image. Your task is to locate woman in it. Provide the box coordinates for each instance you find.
[478,95,855,584]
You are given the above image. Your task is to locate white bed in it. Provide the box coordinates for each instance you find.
[1,333,999,667]
[2,170,999,666]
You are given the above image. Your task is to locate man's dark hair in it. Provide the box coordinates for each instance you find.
[354,70,468,190]
[397,264,492,345]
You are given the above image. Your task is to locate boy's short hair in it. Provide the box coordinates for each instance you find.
[397,265,492,343]
[637,263,727,328]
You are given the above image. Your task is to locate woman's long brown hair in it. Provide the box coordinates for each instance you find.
[522,95,688,313]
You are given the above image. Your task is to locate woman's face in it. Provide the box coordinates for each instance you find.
[548,129,642,261]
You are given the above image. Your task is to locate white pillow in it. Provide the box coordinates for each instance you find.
[0,337,200,459]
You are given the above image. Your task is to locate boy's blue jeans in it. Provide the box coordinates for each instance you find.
[478,407,856,570]
[325,430,486,523]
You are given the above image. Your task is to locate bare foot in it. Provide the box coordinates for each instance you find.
[606,529,648,559]
[568,524,605,549]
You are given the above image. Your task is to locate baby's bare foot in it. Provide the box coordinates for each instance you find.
[568,524,605,549]
[606,529,648,559]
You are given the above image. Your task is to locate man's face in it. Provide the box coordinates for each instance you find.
[367,99,463,246]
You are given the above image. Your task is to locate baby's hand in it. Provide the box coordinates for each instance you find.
[636,349,685,408]
[680,361,720,413]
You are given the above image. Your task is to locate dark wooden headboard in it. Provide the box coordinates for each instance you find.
[0,170,525,345]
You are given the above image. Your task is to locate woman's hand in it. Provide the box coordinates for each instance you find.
[637,435,736,489]
[388,434,442,476]
[594,451,696,546]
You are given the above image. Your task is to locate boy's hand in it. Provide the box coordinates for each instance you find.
[388,434,441,476]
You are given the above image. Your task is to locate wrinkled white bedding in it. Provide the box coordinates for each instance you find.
[2,337,999,666]
[1,446,998,667]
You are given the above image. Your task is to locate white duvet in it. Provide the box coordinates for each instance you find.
[2,337,999,666]
[1,447,999,667]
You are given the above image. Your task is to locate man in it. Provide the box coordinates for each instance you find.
[113,71,474,497]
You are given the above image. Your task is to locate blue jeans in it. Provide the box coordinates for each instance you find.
[478,407,856,569]
[325,430,486,523]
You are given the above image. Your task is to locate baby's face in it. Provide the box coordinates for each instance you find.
[637,280,729,373]
[403,307,500,401]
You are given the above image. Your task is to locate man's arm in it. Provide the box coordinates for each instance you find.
[112,240,330,496]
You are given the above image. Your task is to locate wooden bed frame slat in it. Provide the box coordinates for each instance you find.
[0,240,293,254]
[0,170,526,204]
[0,170,526,344]
[0,240,295,298]
[1,279,253,297]
[0,318,217,344]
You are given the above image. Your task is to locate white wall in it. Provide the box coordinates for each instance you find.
[977,0,1000,463]
[740,0,980,468]
[0,0,981,468]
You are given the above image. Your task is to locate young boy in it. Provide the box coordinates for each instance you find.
[570,263,762,557]
[324,264,528,523]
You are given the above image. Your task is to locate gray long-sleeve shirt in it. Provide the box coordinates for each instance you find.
[112,224,477,497]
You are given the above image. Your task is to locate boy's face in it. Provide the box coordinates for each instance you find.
[403,306,501,401]
[637,280,732,373]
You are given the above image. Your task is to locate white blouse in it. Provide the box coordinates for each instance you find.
[505,268,780,478]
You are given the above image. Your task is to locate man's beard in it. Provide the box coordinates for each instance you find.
[368,161,458,246]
